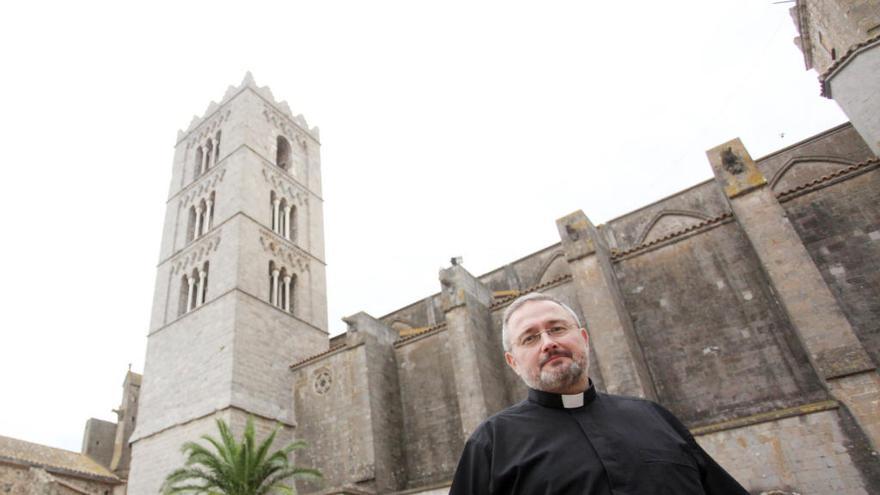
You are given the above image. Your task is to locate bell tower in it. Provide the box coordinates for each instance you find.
[126,73,330,495]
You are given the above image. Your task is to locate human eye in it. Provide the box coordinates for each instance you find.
[548,325,567,336]
[520,334,538,346]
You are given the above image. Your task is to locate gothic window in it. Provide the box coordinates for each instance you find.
[186,192,216,244]
[178,274,189,316]
[192,135,221,183]
[206,191,215,232]
[204,138,214,172]
[287,205,297,242]
[277,136,291,171]
[270,192,296,241]
[187,206,197,242]
[193,147,204,181]
[179,263,210,316]
[268,262,295,314]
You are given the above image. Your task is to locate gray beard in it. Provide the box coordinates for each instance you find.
[524,358,586,393]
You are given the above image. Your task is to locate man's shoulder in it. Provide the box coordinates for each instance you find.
[599,392,690,433]
[467,399,536,441]
[598,392,670,417]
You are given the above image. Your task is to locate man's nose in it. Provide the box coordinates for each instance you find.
[539,333,560,351]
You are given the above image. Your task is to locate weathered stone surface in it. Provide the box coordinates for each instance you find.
[615,222,826,425]
[556,211,655,399]
[699,408,875,494]
[121,63,880,495]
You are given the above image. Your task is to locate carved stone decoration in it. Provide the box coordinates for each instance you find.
[258,230,311,273]
[721,147,745,175]
[313,368,332,395]
[185,109,232,151]
[260,167,309,207]
[179,167,227,208]
[170,230,223,275]
[263,104,310,144]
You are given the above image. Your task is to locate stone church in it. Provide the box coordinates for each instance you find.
[2,2,878,495]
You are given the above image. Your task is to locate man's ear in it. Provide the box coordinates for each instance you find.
[580,328,589,346]
[505,352,518,372]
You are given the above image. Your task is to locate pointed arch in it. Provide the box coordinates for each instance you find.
[178,274,190,316]
[637,210,711,246]
[535,251,569,286]
[769,155,856,192]
[204,138,214,170]
[193,147,204,181]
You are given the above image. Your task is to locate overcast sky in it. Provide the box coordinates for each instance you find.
[0,0,847,453]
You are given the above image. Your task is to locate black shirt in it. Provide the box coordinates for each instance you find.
[449,385,749,494]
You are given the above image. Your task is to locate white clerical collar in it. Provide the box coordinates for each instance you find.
[561,393,584,408]
[527,381,596,409]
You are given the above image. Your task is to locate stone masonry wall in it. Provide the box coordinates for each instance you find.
[698,408,877,494]
[0,464,118,495]
[394,331,463,490]
[797,0,880,74]
[782,167,880,365]
[614,222,826,426]
[293,345,375,491]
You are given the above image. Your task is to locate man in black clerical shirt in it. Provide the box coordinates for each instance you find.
[449,292,749,494]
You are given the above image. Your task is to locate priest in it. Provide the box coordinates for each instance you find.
[449,292,749,494]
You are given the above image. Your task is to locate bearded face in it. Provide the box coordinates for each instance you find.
[504,300,591,394]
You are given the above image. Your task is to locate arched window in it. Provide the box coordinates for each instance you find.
[215,130,222,161]
[268,262,294,312]
[270,261,282,307]
[194,147,204,180]
[200,262,209,306]
[187,206,197,242]
[178,274,190,316]
[204,138,214,171]
[205,191,215,233]
[270,191,278,232]
[276,136,291,171]
[278,198,288,237]
[178,262,210,317]
[189,268,200,311]
[287,205,296,242]
[284,274,296,314]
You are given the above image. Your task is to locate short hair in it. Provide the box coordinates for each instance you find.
[501,292,582,352]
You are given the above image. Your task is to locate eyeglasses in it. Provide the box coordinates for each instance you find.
[515,325,573,348]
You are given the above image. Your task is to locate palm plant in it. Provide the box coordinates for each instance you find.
[161,417,321,495]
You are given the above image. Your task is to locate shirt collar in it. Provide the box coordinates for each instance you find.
[528,381,597,409]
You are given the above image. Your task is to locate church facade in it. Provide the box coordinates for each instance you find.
[71,2,879,494]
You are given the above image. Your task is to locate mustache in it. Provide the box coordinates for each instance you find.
[540,349,573,366]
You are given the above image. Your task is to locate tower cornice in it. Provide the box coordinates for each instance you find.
[175,72,321,146]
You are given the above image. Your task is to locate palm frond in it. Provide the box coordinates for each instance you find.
[161,416,321,495]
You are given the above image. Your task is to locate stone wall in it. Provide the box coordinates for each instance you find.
[697,407,879,494]
[614,222,826,425]
[0,463,118,495]
[80,419,115,469]
[782,167,880,365]
[294,123,879,493]
[394,331,462,490]
[793,0,880,74]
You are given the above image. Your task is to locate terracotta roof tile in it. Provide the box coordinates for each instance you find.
[776,158,879,200]
[820,34,880,97]
[289,344,347,369]
[0,435,120,483]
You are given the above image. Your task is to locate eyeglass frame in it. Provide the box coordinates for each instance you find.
[513,324,575,348]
